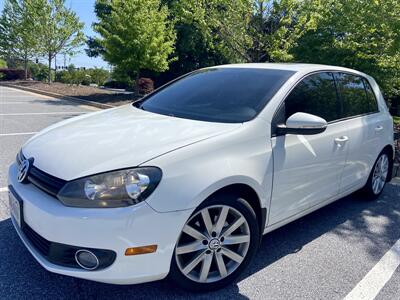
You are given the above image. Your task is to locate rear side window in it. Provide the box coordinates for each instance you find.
[284,72,339,122]
[363,79,379,113]
[335,73,376,118]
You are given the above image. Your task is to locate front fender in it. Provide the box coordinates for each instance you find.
[143,121,273,213]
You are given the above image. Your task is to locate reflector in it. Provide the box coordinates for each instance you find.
[125,245,157,256]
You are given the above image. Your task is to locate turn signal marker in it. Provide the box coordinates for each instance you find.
[125,245,157,256]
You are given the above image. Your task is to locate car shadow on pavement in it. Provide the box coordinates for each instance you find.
[0,179,399,299]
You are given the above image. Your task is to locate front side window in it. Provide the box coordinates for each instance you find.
[284,72,339,122]
[139,68,295,123]
[335,73,370,117]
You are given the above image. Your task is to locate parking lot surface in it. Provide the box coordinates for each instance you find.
[0,86,399,299]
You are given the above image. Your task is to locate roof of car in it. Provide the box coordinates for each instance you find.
[211,63,365,76]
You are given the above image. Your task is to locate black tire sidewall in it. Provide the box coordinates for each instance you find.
[169,193,260,292]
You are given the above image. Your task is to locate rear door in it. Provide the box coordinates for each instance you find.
[334,73,384,192]
[269,72,348,225]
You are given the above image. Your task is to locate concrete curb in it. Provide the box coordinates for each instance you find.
[0,82,115,109]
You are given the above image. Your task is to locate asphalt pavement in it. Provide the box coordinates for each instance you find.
[0,85,399,299]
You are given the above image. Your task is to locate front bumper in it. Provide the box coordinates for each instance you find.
[8,163,192,284]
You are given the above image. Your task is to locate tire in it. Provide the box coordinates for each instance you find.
[361,150,391,200]
[169,193,260,292]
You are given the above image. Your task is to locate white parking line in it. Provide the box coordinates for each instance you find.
[0,102,37,104]
[1,86,99,111]
[0,112,86,116]
[0,187,8,193]
[344,238,400,300]
[0,132,38,137]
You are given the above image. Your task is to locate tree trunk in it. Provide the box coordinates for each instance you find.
[135,70,140,96]
[24,54,28,80]
[48,53,52,84]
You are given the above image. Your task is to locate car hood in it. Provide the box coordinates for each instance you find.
[22,105,240,180]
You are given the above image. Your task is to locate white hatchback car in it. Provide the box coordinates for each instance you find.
[9,64,394,291]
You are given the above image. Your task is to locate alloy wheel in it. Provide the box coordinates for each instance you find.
[175,205,251,283]
[372,154,389,195]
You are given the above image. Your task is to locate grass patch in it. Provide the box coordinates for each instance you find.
[394,116,400,125]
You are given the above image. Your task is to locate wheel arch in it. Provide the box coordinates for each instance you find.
[203,183,267,236]
[381,144,394,181]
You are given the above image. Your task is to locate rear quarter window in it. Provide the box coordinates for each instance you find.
[335,73,370,118]
[363,79,379,113]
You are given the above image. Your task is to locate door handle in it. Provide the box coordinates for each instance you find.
[375,125,384,132]
[334,136,349,146]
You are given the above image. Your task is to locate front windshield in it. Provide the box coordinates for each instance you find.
[139,68,295,123]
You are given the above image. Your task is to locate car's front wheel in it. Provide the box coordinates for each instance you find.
[170,194,260,291]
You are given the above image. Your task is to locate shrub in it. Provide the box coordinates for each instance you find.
[81,74,92,86]
[30,64,53,82]
[137,77,154,95]
[0,68,27,80]
[56,70,70,83]
[89,68,109,86]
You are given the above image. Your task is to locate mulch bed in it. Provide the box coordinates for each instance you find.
[7,80,141,107]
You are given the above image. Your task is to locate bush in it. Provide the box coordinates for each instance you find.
[56,70,70,83]
[30,63,53,82]
[137,77,154,95]
[88,68,109,86]
[0,68,27,80]
[81,74,92,86]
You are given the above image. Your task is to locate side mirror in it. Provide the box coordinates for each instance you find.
[276,112,327,135]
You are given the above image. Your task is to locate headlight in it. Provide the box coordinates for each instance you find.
[57,167,162,208]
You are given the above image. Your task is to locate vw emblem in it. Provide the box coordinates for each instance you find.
[209,239,221,250]
[17,158,31,183]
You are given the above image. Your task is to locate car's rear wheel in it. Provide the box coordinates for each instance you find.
[362,151,390,199]
[170,194,260,291]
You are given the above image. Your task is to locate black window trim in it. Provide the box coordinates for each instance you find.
[271,70,381,137]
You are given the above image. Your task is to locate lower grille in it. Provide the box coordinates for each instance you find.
[23,224,51,256]
[22,223,117,270]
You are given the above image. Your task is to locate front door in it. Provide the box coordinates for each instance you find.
[269,72,348,225]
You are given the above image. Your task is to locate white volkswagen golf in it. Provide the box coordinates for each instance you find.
[9,64,394,291]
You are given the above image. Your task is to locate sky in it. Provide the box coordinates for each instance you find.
[0,0,109,69]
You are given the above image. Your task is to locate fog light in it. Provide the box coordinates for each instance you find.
[75,249,99,270]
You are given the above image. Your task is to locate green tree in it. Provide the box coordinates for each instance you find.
[292,0,400,98]
[92,0,176,92]
[171,0,318,63]
[248,0,320,62]
[34,0,84,83]
[0,0,39,79]
[169,0,252,64]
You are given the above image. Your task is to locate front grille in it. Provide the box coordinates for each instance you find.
[17,151,66,197]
